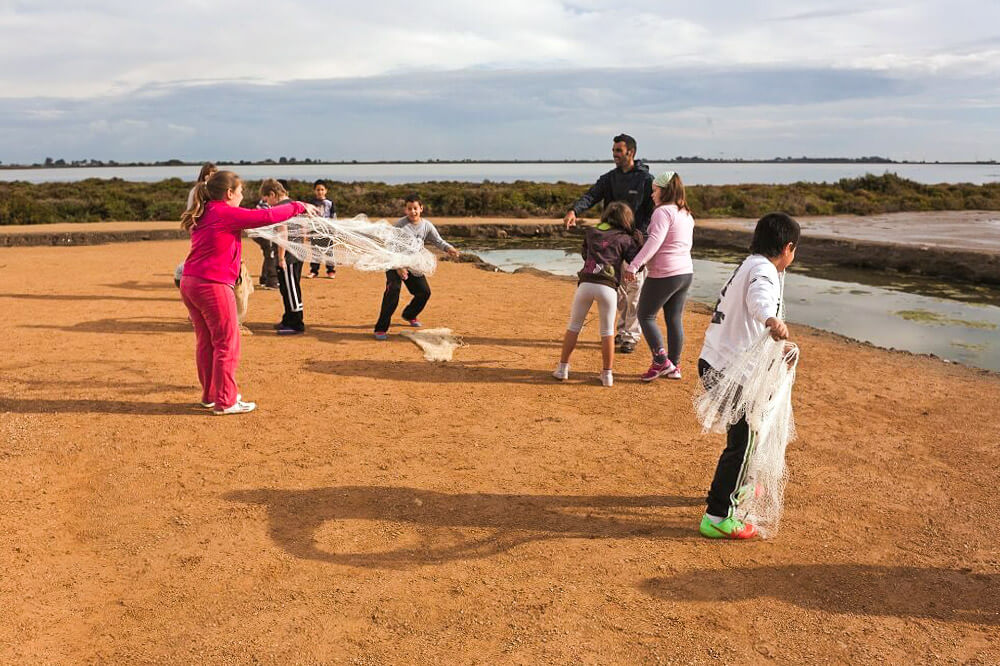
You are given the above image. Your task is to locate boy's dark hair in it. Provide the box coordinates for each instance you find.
[404,193,421,204]
[613,133,637,154]
[750,212,800,257]
[277,178,291,192]
[313,179,327,188]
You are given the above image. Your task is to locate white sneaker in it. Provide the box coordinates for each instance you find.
[213,400,256,416]
[600,370,614,387]
[552,362,570,381]
[199,393,240,410]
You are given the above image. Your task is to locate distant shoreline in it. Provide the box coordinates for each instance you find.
[3,158,998,170]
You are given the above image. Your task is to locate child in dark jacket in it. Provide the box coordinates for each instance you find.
[307,179,337,278]
[553,201,644,387]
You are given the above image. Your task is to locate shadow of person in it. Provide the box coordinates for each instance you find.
[0,397,211,416]
[303,358,609,385]
[0,292,178,303]
[305,324,598,351]
[225,486,703,569]
[102,280,177,292]
[24,317,192,335]
[641,564,1000,624]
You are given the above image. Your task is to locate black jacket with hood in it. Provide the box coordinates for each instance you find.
[570,160,655,232]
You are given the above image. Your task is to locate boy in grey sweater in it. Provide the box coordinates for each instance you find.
[374,193,459,339]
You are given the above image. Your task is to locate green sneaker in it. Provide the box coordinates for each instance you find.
[699,514,758,539]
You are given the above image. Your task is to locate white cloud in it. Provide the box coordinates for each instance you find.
[2,1,999,161]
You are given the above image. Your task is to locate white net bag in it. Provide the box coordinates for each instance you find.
[248,215,438,275]
[694,330,799,538]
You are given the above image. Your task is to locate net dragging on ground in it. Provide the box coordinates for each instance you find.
[247,215,437,275]
[401,328,464,362]
[694,330,799,538]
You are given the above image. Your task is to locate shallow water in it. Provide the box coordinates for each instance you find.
[467,247,1000,373]
[3,162,998,185]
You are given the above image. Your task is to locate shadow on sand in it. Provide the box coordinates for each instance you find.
[225,485,702,568]
[641,564,1000,623]
[0,397,211,416]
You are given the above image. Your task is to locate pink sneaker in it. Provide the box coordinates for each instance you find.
[640,359,675,382]
[666,365,682,380]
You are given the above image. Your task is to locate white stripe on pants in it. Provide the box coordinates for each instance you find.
[566,282,618,337]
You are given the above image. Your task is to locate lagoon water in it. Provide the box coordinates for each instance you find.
[469,248,1000,373]
[2,162,999,185]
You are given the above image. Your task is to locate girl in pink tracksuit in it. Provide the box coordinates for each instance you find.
[179,170,311,415]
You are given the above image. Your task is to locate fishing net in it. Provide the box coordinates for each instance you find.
[235,262,254,336]
[401,328,464,362]
[694,330,799,538]
[247,215,437,275]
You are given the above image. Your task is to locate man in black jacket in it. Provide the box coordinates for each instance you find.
[564,133,654,353]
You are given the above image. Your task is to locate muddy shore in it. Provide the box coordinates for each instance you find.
[3,210,999,285]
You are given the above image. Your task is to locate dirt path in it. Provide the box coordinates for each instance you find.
[2,240,998,663]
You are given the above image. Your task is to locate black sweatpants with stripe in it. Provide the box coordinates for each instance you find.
[374,270,430,333]
[277,259,305,331]
[698,358,753,518]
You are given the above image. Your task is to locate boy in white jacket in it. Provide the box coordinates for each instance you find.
[697,212,800,539]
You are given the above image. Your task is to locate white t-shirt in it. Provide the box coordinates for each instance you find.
[700,254,784,371]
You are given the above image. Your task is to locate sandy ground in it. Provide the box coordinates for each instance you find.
[2,239,999,664]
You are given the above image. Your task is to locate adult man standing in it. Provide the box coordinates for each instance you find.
[564,133,654,353]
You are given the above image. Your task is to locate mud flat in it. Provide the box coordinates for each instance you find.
[1,238,998,663]
[3,210,999,284]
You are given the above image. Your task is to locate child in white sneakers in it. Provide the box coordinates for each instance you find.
[553,201,643,387]
[697,212,799,539]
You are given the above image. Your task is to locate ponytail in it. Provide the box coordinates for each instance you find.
[181,182,210,231]
[655,174,691,213]
[180,170,242,231]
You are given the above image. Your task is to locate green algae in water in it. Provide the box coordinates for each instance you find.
[895,309,998,330]
[950,340,987,351]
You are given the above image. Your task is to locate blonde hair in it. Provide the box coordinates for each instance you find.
[181,170,241,231]
[654,173,690,212]
[258,178,287,199]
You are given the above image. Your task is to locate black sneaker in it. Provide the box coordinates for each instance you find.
[619,341,636,354]
[276,325,304,335]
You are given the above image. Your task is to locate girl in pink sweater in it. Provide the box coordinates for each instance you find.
[623,171,695,381]
[179,170,312,415]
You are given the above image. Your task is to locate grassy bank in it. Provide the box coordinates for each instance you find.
[2,173,999,225]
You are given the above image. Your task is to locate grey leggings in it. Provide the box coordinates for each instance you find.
[637,273,693,365]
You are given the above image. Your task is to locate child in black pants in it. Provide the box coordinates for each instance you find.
[260,178,307,335]
[697,212,800,540]
[373,193,459,339]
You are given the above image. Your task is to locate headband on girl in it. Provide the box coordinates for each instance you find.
[653,171,676,187]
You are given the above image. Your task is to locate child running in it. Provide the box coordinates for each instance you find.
[697,212,799,538]
[624,171,695,381]
[307,179,337,279]
[553,201,644,387]
[373,193,459,340]
[179,170,313,415]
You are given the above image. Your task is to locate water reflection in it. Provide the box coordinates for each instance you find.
[466,246,1000,373]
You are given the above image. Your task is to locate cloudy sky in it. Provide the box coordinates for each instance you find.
[2,1,999,162]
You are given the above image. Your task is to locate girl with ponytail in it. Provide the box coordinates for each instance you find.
[623,171,695,382]
[178,170,316,415]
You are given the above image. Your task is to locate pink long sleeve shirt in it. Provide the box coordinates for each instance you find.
[182,200,306,285]
[627,204,694,278]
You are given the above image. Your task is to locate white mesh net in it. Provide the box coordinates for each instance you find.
[694,330,799,538]
[401,328,464,362]
[247,215,437,275]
